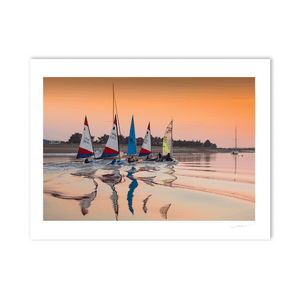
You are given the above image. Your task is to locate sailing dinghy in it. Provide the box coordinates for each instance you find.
[98,84,126,165]
[139,122,152,158]
[160,119,177,163]
[162,119,173,157]
[126,116,142,163]
[100,115,126,165]
[77,116,94,159]
[127,116,137,156]
[101,115,119,158]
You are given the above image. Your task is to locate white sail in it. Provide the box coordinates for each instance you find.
[102,115,119,157]
[77,116,94,158]
[139,122,151,156]
[162,120,173,156]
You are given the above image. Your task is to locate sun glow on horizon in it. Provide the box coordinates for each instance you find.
[44,77,255,148]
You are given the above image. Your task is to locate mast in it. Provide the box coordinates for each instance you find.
[113,84,115,122]
[116,114,120,160]
[113,84,121,160]
[86,115,95,155]
[235,127,237,149]
[171,118,173,157]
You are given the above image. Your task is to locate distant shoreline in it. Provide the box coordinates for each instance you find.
[43,144,255,154]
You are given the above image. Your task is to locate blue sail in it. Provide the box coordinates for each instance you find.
[126,167,138,215]
[127,116,136,155]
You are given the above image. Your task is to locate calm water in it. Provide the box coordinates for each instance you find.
[43,153,255,221]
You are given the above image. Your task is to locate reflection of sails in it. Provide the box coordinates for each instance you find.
[137,166,156,186]
[45,179,98,216]
[137,176,155,186]
[142,194,152,213]
[76,180,98,216]
[159,204,171,219]
[110,187,119,221]
[162,166,177,187]
[98,170,122,221]
[126,167,138,215]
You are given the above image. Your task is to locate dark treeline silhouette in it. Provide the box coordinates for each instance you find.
[67,133,217,148]
[68,133,94,144]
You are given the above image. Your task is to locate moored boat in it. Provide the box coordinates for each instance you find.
[231,127,239,155]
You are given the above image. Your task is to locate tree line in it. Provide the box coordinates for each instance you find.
[67,133,217,148]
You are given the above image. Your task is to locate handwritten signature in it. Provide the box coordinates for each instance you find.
[230,224,253,228]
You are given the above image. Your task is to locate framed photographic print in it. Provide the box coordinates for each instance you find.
[30,59,270,240]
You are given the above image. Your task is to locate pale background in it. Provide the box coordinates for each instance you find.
[1,1,299,300]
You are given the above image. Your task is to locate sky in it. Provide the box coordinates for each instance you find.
[44,77,255,148]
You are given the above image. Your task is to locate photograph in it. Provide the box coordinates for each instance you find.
[43,77,255,221]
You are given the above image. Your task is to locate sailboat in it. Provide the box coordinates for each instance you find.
[95,84,125,164]
[139,122,151,157]
[160,119,177,163]
[127,116,137,156]
[77,116,94,159]
[100,115,126,164]
[126,116,142,163]
[231,127,239,155]
[101,115,119,158]
[163,119,173,157]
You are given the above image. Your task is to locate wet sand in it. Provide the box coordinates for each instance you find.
[43,153,255,221]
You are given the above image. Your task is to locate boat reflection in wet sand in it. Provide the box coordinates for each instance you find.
[142,194,152,214]
[159,204,172,220]
[96,170,122,221]
[45,179,98,216]
[126,167,138,215]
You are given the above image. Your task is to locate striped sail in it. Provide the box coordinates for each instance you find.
[139,122,151,156]
[162,120,173,156]
[102,115,119,157]
[127,116,136,155]
[77,116,94,158]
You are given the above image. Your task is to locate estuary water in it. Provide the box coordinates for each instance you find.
[43,153,255,221]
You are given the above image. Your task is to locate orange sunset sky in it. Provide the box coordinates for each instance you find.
[43,77,255,148]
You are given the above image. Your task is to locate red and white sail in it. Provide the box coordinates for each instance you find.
[77,116,94,158]
[139,122,151,156]
[102,115,119,157]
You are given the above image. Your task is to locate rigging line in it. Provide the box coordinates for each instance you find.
[114,95,122,136]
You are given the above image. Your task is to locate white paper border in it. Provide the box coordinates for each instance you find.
[30,59,270,240]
